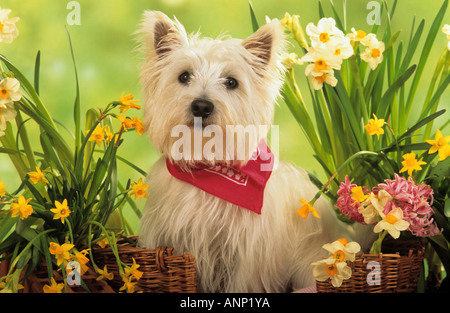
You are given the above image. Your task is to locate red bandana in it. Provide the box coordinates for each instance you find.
[166,140,274,214]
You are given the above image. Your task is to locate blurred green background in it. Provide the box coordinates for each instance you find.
[0,0,449,233]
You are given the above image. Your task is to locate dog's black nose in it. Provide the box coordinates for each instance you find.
[191,99,214,119]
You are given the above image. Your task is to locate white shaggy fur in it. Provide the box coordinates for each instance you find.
[137,11,371,292]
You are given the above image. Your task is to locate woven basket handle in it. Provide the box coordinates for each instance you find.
[155,246,174,272]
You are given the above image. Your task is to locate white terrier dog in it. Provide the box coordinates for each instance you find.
[137,11,369,293]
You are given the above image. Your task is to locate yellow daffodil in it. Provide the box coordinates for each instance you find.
[9,195,33,220]
[49,242,74,266]
[43,277,64,293]
[119,276,137,293]
[119,92,141,113]
[96,265,114,281]
[311,258,352,287]
[399,152,426,176]
[117,114,135,132]
[350,186,369,204]
[438,144,450,161]
[124,258,143,281]
[0,77,21,108]
[96,236,110,248]
[364,114,385,139]
[129,178,149,200]
[104,126,117,144]
[426,130,450,155]
[0,7,19,44]
[87,124,107,147]
[297,198,321,219]
[131,116,144,136]
[27,166,49,185]
[373,207,410,239]
[0,179,7,196]
[72,249,90,275]
[50,199,71,224]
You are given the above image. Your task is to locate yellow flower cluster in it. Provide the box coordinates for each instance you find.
[86,92,144,147]
[43,242,90,293]
[119,258,143,293]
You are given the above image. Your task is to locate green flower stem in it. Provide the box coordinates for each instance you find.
[66,218,74,244]
[316,89,340,171]
[284,70,333,171]
[349,55,374,152]
[15,110,36,170]
[87,221,125,275]
[370,230,387,254]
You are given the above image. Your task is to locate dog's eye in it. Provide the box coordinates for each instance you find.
[224,77,238,90]
[178,71,191,84]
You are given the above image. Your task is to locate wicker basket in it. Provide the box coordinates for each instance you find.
[316,240,425,293]
[92,235,197,293]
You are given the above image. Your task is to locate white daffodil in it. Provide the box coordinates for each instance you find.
[442,24,450,51]
[0,102,17,131]
[322,238,361,262]
[346,27,367,42]
[374,207,410,239]
[328,35,354,60]
[0,77,22,109]
[360,35,385,70]
[311,258,352,288]
[302,45,343,73]
[306,17,344,47]
[358,190,391,225]
[0,7,19,44]
[308,68,338,90]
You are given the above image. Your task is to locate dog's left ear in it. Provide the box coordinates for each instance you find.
[242,20,285,75]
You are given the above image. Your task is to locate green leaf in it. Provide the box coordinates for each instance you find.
[248,1,259,32]
[66,27,81,151]
[376,65,416,118]
[404,0,448,119]
[396,109,446,144]
[418,74,450,120]
[34,51,41,95]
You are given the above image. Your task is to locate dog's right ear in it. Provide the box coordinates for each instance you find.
[138,11,187,59]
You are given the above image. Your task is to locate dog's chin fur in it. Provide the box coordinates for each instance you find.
[137,11,375,292]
